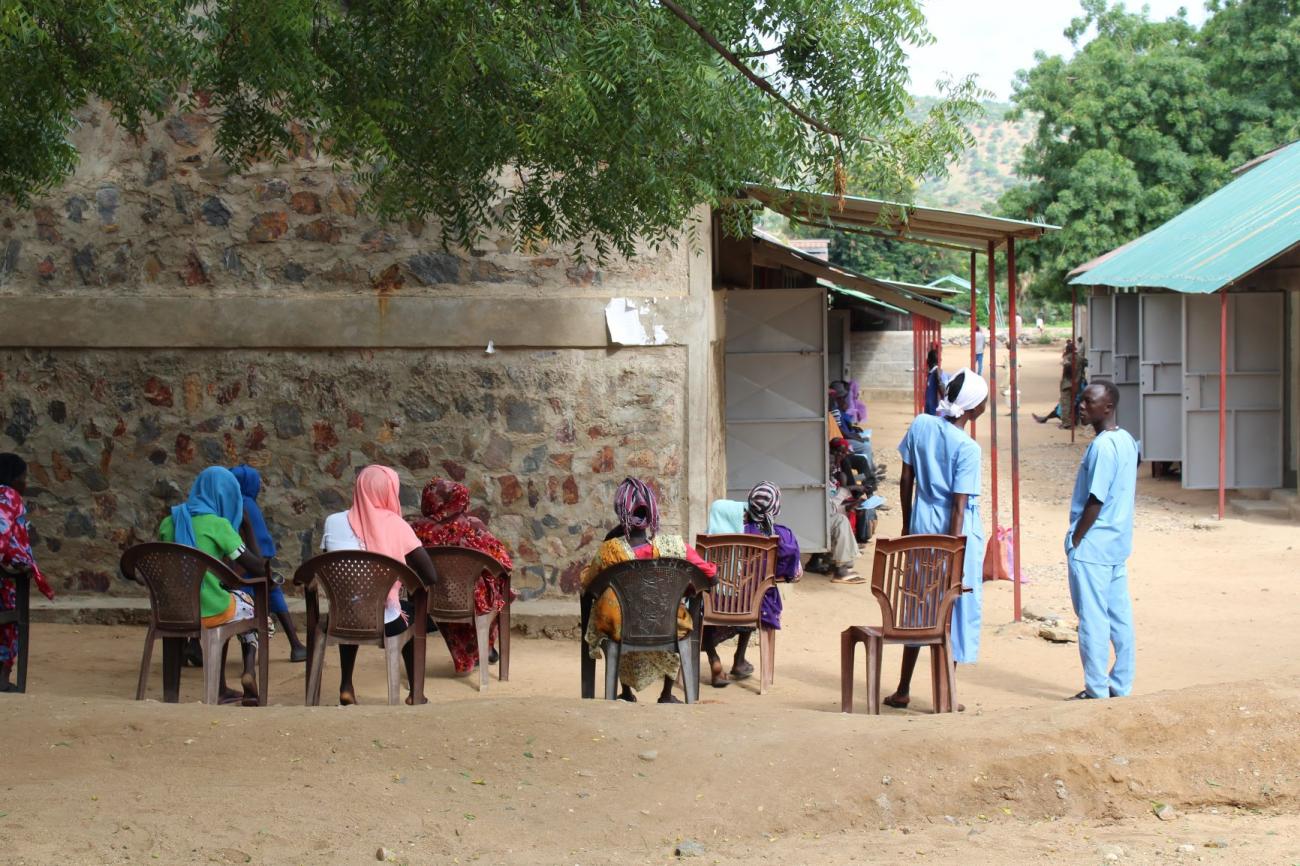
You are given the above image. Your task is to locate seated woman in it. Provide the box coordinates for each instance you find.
[0,454,56,692]
[319,465,438,705]
[408,477,515,676]
[702,481,801,688]
[581,477,717,703]
[229,465,306,662]
[158,466,270,705]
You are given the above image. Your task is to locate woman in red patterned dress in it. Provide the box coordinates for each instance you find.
[0,454,56,691]
[408,478,515,676]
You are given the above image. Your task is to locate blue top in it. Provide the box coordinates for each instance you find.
[170,467,243,550]
[230,464,275,558]
[1068,428,1139,564]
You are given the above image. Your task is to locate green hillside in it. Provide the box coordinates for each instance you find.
[912,97,1035,214]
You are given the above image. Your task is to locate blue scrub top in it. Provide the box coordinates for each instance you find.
[898,413,985,664]
[1068,428,1139,564]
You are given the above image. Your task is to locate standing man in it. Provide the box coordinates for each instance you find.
[1065,381,1139,700]
[973,324,986,375]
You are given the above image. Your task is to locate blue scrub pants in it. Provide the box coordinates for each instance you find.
[1066,554,1134,698]
[975,353,984,375]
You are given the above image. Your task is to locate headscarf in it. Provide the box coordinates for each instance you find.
[746,481,781,536]
[171,466,243,549]
[613,477,659,537]
[410,477,512,569]
[846,380,868,424]
[420,478,486,533]
[0,453,26,487]
[347,465,420,561]
[936,368,989,419]
[229,464,274,558]
[706,499,745,534]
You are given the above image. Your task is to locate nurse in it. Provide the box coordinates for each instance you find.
[1065,381,1138,700]
[884,368,988,710]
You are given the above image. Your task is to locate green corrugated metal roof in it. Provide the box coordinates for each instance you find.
[1070,140,1300,293]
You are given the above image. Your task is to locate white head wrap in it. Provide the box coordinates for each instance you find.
[936,368,989,418]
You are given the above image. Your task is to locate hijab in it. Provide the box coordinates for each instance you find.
[420,477,487,533]
[229,464,274,558]
[706,499,745,534]
[936,368,989,419]
[745,481,782,536]
[347,465,420,561]
[614,477,659,538]
[0,453,26,487]
[171,466,243,549]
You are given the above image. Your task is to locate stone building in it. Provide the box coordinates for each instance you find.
[0,104,723,602]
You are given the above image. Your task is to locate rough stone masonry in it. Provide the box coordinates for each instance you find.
[0,102,714,602]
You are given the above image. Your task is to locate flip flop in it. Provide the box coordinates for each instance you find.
[729,661,754,681]
[882,694,910,709]
[830,573,867,585]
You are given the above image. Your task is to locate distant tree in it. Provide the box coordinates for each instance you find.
[1,0,980,260]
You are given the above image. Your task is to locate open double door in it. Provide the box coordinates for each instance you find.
[1087,291,1283,490]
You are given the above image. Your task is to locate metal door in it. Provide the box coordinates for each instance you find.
[1087,294,1114,381]
[827,309,851,384]
[1139,293,1183,462]
[1112,293,1140,437]
[1182,292,1283,489]
[725,288,829,551]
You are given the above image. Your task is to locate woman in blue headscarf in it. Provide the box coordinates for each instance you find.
[230,465,306,662]
[158,466,270,704]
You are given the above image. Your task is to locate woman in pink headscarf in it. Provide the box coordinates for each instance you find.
[320,465,439,705]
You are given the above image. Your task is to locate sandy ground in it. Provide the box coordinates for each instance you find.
[5,343,1300,865]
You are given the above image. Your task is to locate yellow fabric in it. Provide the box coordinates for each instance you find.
[200,594,237,629]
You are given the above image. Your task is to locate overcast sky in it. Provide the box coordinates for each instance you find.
[907,0,1211,101]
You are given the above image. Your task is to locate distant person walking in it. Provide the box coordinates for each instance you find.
[1065,381,1139,701]
[973,324,986,375]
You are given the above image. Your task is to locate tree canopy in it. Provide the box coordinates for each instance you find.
[1,0,980,259]
[999,0,1300,298]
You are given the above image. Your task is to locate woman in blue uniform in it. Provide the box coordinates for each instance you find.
[885,368,988,709]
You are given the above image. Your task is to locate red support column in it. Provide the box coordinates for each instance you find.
[1071,285,1078,445]
[1008,239,1022,623]
[912,314,921,416]
[1219,292,1228,520]
[986,241,1000,584]
[969,251,978,440]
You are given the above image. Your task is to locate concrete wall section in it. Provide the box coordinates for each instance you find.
[849,330,913,397]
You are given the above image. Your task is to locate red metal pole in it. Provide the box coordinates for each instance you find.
[1008,239,1022,622]
[969,251,978,440]
[1071,285,1078,445]
[986,240,1000,583]
[1219,292,1227,520]
[912,314,921,416]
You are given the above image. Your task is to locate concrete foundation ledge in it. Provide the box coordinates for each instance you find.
[32,595,582,639]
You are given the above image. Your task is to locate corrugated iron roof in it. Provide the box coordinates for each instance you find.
[1070,141,1300,293]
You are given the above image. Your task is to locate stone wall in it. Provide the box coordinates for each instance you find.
[0,102,722,600]
[849,330,913,396]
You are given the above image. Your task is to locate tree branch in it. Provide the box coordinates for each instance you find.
[735,43,785,59]
[657,0,868,143]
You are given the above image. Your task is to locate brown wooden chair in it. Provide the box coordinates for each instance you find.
[120,542,270,705]
[293,550,428,706]
[579,557,715,703]
[694,533,779,693]
[0,565,31,693]
[840,534,968,714]
[422,545,511,691]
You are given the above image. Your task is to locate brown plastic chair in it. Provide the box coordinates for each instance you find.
[579,557,715,703]
[694,533,779,694]
[120,542,270,705]
[0,565,31,693]
[422,545,511,691]
[293,550,428,706]
[840,534,968,714]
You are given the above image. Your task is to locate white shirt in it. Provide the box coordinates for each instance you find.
[321,511,401,623]
[974,330,986,353]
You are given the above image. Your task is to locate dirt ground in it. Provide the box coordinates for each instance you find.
[5,343,1300,865]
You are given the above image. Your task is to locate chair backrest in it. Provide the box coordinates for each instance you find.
[292,551,423,642]
[120,542,240,633]
[870,534,968,641]
[422,545,508,620]
[584,558,709,648]
[694,533,777,623]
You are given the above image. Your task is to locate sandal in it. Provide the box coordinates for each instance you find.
[729,660,754,681]
[830,573,867,585]
[883,693,910,709]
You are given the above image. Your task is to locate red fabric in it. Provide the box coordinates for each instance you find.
[409,478,515,674]
[1,487,54,665]
[630,541,718,578]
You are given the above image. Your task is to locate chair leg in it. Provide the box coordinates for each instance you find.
[757,627,769,695]
[677,636,697,704]
[385,637,402,706]
[306,628,328,706]
[474,614,492,692]
[497,604,511,683]
[201,630,223,705]
[840,629,856,713]
[15,576,29,693]
[946,640,958,714]
[866,635,882,715]
[162,637,184,703]
[257,590,270,707]
[764,625,776,691]
[603,642,621,700]
[136,626,156,701]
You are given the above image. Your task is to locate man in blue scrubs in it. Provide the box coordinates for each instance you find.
[1066,381,1139,700]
